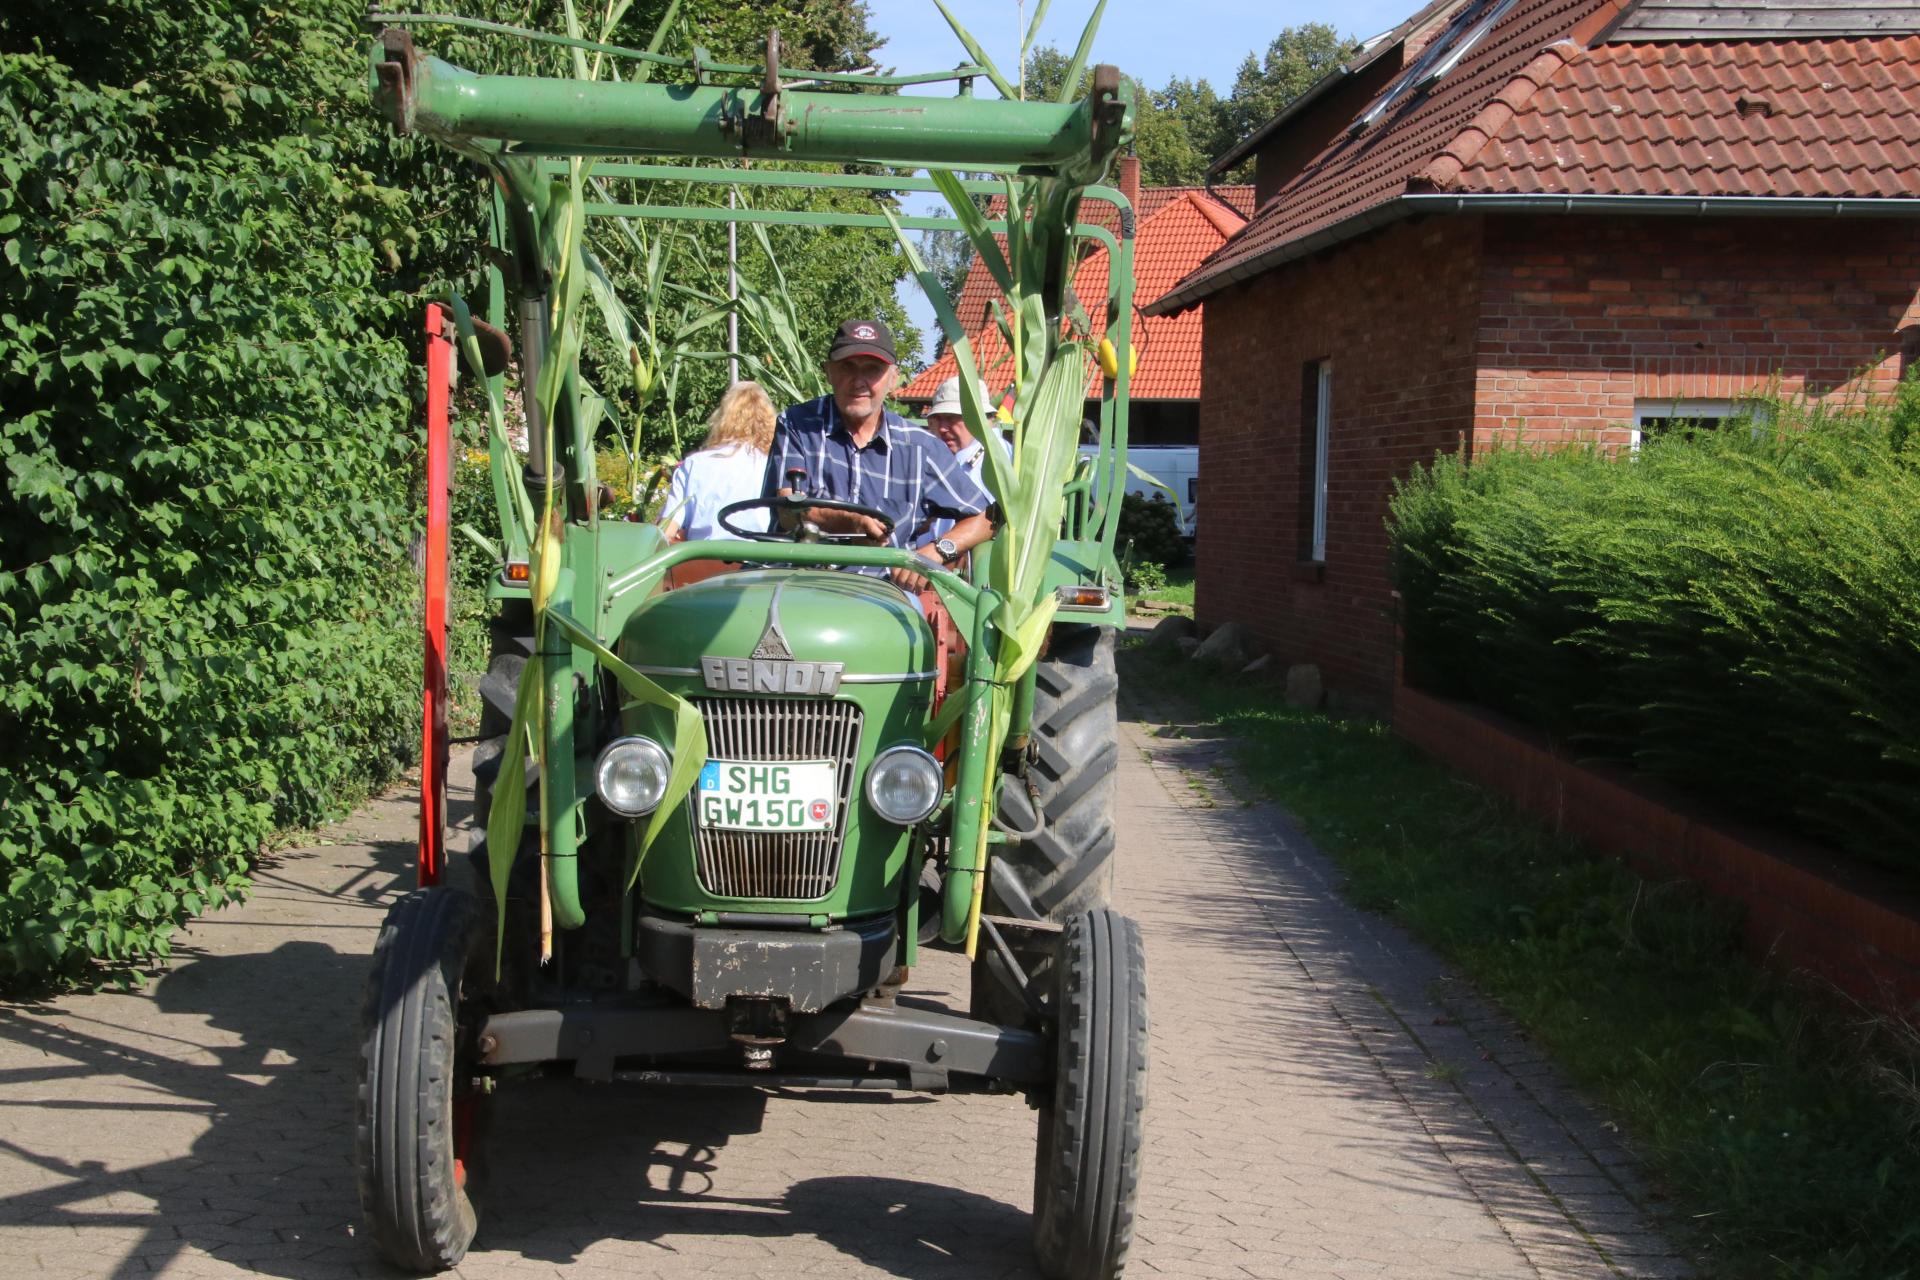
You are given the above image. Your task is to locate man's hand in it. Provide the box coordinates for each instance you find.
[890,544,945,593]
[808,506,889,542]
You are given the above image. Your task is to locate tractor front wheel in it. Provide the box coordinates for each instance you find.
[355,888,489,1272]
[1033,908,1149,1280]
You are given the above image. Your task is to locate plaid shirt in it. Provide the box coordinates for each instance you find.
[764,395,990,573]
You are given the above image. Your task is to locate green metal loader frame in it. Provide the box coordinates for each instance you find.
[369,18,1139,953]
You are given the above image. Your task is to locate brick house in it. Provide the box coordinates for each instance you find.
[902,157,1253,446]
[1146,0,1920,707]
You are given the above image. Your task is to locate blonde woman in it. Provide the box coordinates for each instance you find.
[659,381,777,543]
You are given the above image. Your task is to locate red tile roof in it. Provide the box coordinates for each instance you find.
[1450,37,1920,197]
[1157,0,1600,311]
[1140,185,1256,218]
[901,188,1249,403]
[1151,0,1920,314]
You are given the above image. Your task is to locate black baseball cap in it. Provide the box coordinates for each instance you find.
[827,318,896,365]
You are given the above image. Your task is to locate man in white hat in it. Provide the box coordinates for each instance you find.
[926,374,1011,488]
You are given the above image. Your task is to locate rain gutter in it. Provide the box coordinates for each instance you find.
[1145,192,1920,317]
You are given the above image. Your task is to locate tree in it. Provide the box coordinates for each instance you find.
[1023,45,1078,101]
[1022,26,1357,188]
[1222,24,1359,148]
[1136,76,1228,186]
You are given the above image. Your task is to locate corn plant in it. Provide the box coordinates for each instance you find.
[887,0,1112,951]
[672,214,830,408]
[451,0,707,963]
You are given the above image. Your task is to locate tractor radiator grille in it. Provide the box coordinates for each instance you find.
[691,697,863,901]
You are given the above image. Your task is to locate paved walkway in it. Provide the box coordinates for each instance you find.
[0,686,1687,1279]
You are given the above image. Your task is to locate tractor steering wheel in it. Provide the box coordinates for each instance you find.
[717,495,898,545]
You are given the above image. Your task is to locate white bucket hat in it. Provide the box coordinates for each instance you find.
[928,375,989,418]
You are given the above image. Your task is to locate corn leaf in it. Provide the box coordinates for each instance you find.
[484,651,542,969]
[1056,0,1110,103]
[1024,0,1056,55]
[930,0,1017,99]
[930,170,1013,298]
[444,293,536,540]
[1126,460,1176,502]
[542,606,707,890]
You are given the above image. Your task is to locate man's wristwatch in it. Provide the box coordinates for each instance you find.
[932,537,960,565]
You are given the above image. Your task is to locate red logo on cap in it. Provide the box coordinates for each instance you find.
[852,324,877,341]
[809,800,830,822]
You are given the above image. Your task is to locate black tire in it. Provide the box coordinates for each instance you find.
[356,888,488,1272]
[1033,908,1148,1280]
[993,626,1119,922]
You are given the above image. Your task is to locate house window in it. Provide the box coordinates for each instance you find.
[1301,361,1332,563]
[1349,0,1519,136]
[1631,397,1766,447]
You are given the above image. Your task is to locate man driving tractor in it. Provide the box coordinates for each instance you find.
[765,318,996,595]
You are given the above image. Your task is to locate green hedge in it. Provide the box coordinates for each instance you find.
[1389,379,1920,874]
[0,4,455,985]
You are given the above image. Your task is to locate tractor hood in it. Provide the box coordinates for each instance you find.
[618,568,936,684]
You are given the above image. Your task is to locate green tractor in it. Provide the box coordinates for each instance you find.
[358,15,1147,1279]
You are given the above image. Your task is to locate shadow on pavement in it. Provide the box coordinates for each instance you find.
[473,1078,1035,1276]
[0,917,1036,1278]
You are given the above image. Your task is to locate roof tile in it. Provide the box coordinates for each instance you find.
[1160,7,1920,310]
[1452,35,1920,201]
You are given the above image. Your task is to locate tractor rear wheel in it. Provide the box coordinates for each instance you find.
[356,888,489,1272]
[992,625,1119,922]
[1033,908,1148,1280]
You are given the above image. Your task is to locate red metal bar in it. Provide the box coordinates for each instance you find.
[420,304,453,887]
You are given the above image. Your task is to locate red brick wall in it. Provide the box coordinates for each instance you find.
[1196,215,1484,706]
[1395,682,1920,1012]
[1475,215,1920,448]
[1195,211,1920,703]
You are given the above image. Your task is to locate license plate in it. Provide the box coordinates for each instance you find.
[696,760,838,832]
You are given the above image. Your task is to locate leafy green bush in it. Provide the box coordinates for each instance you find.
[1117,492,1186,576]
[1390,378,1920,872]
[0,5,450,985]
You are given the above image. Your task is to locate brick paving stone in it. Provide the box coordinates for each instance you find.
[0,671,1689,1278]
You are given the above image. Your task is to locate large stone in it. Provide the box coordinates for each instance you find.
[1144,613,1198,650]
[1192,621,1249,667]
[1241,653,1273,676]
[1285,663,1324,710]
[1174,635,1202,658]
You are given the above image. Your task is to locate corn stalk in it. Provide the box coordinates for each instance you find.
[470,0,706,968]
[885,2,1114,956]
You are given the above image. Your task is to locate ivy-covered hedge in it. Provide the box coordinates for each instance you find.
[1390,380,1920,874]
[0,5,453,985]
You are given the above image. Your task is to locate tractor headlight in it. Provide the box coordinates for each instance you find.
[865,745,943,825]
[595,737,671,816]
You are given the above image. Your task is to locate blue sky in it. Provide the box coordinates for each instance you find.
[873,0,1419,361]
[876,0,1413,99]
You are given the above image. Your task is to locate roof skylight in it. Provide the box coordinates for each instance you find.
[1348,0,1518,136]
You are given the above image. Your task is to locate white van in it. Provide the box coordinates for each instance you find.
[1078,443,1198,539]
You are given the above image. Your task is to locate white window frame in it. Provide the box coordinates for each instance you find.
[1311,361,1332,563]
[1630,397,1770,450]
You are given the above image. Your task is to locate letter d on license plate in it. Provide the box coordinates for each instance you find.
[697,760,837,832]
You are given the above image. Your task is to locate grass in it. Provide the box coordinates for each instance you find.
[1140,564,1194,613]
[1121,644,1920,1280]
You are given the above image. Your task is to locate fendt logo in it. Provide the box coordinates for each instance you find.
[852,324,877,340]
[700,657,845,697]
